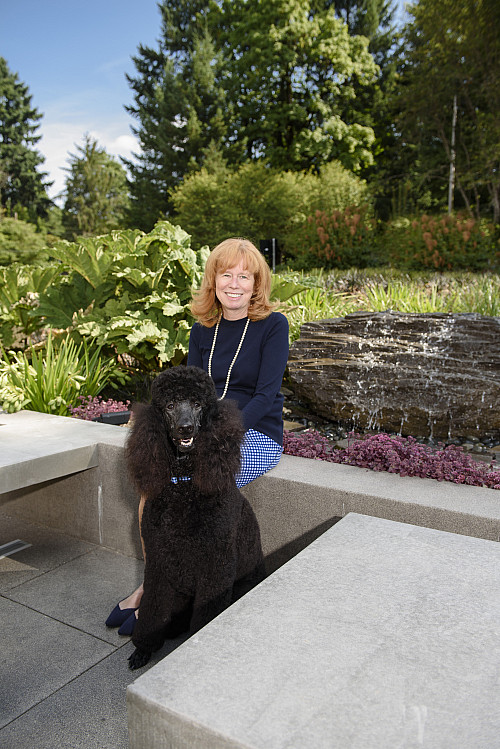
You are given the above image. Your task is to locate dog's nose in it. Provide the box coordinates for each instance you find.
[177,422,195,437]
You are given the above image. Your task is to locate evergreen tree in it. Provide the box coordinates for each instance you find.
[124,1,227,230]
[220,0,378,172]
[0,57,51,218]
[62,135,130,238]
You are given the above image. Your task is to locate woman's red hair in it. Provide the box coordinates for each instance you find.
[191,238,275,327]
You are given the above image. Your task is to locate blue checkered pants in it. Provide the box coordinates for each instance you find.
[235,429,282,488]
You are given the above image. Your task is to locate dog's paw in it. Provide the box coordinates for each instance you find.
[128,648,152,670]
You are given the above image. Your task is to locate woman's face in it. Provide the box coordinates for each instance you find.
[215,260,255,320]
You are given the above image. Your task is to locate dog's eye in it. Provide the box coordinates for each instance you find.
[193,401,201,409]
[166,403,174,410]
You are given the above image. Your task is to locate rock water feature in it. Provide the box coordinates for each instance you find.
[287,312,500,442]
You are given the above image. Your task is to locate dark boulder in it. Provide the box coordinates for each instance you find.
[287,312,500,440]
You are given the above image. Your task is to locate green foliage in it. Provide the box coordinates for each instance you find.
[0,57,51,217]
[170,160,370,252]
[221,0,378,171]
[125,4,227,230]
[171,162,303,249]
[0,333,117,414]
[62,135,130,238]
[383,214,499,271]
[35,221,210,371]
[291,205,377,269]
[392,0,500,221]
[308,161,371,214]
[0,263,60,348]
[0,216,51,265]
[126,0,388,222]
[284,285,359,341]
[355,273,500,316]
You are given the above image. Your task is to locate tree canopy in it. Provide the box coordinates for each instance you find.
[0,57,51,218]
[393,0,500,221]
[3,1,499,236]
[124,0,385,229]
[62,135,130,239]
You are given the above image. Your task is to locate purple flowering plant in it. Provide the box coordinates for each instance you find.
[69,395,131,421]
[283,430,500,490]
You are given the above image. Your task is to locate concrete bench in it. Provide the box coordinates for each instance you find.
[1,410,101,493]
[127,513,500,749]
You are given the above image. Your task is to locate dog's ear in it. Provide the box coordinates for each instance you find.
[126,402,174,498]
[192,399,245,494]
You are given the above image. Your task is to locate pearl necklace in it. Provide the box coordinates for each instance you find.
[208,317,250,400]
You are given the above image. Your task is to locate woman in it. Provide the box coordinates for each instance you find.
[106,237,289,635]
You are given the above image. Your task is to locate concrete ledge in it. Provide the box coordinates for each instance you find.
[1,411,499,566]
[0,411,142,557]
[0,410,125,493]
[242,453,500,572]
[127,513,500,749]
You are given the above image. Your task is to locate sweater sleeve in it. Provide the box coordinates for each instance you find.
[187,323,203,368]
[241,313,289,432]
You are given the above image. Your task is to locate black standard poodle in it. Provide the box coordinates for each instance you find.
[126,365,265,670]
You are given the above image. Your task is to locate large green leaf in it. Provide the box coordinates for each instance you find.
[47,237,116,289]
[0,264,60,310]
[36,275,101,329]
[270,276,309,303]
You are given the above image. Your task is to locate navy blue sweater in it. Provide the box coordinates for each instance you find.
[188,312,289,445]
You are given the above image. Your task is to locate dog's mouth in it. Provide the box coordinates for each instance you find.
[174,436,195,452]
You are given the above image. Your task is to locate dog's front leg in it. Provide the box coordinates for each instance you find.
[129,579,177,670]
[128,647,152,670]
[190,556,237,633]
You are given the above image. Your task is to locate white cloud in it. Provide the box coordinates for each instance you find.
[39,116,141,204]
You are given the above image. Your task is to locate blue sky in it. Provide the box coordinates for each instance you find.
[1,0,408,205]
[1,0,162,202]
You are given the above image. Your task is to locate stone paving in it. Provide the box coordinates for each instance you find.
[0,510,187,749]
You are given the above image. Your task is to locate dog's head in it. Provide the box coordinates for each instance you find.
[150,366,218,454]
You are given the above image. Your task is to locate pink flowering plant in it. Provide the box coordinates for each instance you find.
[69,395,130,421]
[283,430,500,490]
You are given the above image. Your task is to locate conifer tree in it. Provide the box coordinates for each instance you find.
[0,57,51,217]
[124,1,227,230]
[62,135,129,238]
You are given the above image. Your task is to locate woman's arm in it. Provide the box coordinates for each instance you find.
[187,323,203,368]
[241,313,289,430]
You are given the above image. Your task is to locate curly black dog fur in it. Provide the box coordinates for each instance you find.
[126,365,265,670]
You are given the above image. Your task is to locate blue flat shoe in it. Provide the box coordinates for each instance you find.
[118,611,137,636]
[106,604,138,628]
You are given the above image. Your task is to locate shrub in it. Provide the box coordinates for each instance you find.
[283,430,500,489]
[34,221,209,371]
[384,214,499,272]
[170,160,370,256]
[307,161,370,215]
[170,162,312,251]
[291,205,377,270]
[0,216,51,265]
